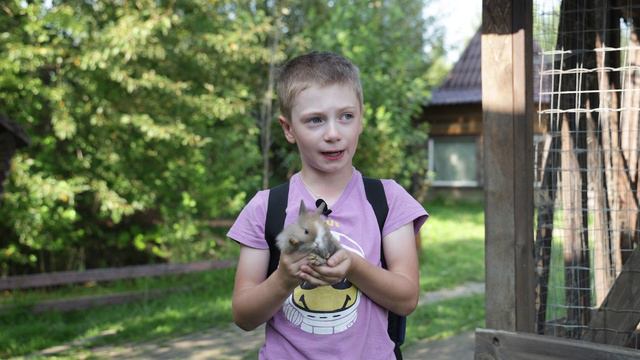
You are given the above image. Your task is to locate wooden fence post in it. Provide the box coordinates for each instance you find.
[481,0,535,332]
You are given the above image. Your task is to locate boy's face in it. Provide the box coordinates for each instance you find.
[280,83,363,177]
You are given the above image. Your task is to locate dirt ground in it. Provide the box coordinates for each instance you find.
[89,325,475,360]
[404,331,475,360]
[42,282,484,359]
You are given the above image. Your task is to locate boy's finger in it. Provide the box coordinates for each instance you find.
[299,272,328,286]
[289,251,310,262]
[300,265,322,278]
[327,250,348,267]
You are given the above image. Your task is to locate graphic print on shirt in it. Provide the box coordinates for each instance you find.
[282,230,364,335]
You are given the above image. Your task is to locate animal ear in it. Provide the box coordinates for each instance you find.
[299,200,306,215]
[315,201,326,215]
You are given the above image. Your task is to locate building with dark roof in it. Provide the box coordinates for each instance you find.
[419,30,549,198]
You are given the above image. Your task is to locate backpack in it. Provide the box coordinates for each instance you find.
[264,177,406,360]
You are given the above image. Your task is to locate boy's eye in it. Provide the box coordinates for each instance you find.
[308,116,323,124]
[341,113,354,121]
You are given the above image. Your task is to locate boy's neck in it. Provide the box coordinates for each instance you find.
[299,166,354,205]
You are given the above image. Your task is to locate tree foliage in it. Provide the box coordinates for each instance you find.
[272,0,446,190]
[0,0,446,274]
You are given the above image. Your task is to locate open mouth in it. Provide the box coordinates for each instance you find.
[321,150,344,160]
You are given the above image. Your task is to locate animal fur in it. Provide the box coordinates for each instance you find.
[276,200,341,266]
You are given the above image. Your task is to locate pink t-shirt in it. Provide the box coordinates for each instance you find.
[227,169,428,360]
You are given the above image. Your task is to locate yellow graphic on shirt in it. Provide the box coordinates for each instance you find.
[292,280,358,312]
[282,231,364,335]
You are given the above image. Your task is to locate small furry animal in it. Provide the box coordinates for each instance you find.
[276,200,341,266]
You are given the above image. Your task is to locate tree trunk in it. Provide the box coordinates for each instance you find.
[587,84,614,306]
[554,0,593,336]
[619,19,640,264]
[559,114,591,337]
[534,121,560,334]
[260,4,281,190]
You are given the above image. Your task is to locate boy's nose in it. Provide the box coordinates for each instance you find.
[323,120,341,142]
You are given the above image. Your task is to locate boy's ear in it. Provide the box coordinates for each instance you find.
[358,105,365,135]
[279,115,296,144]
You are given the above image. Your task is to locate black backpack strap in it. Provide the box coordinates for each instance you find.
[363,177,389,266]
[363,177,405,359]
[265,182,289,276]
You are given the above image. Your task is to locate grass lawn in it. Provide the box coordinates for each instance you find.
[0,268,236,358]
[404,198,486,347]
[1,199,485,358]
[420,198,485,291]
[405,294,485,346]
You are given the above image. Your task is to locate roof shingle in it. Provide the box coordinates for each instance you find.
[428,29,549,106]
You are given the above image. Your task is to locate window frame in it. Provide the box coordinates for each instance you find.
[428,136,480,187]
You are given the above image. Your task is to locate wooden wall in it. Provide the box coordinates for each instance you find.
[422,104,483,136]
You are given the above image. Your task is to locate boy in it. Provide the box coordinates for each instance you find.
[228,51,428,359]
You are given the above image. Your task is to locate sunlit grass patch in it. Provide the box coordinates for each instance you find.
[0,268,235,358]
[420,199,485,291]
[405,294,485,347]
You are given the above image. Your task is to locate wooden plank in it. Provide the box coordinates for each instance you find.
[511,0,535,334]
[0,260,235,291]
[0,287,189,314]
[583,246,640,346]
[423,105,484,136]
[30,288,182,313]
[430,123,482,136]
[208,219,235,228]
[481,0,535,332]
[475,328,640,360]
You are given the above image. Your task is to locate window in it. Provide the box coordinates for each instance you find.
[428,137,479,187]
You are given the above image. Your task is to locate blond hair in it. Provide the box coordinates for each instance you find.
[276,51,363,121]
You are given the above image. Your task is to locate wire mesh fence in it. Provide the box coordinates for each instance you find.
[533,0,640,349]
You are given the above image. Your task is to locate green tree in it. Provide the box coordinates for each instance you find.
[0,0,270,272]
[0,0,446,274]
[272,0,446,193]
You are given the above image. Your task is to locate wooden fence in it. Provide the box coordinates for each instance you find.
[0,259,235,291]
[476,329,640,360]
[0,260,236,313]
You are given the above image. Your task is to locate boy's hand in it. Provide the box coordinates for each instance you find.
[299,249,352,286]
[276,251,311,289]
